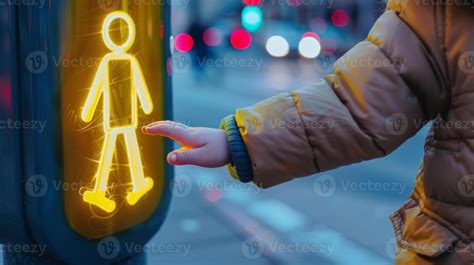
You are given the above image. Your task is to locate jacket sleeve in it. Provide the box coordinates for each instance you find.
[233,11,449,188]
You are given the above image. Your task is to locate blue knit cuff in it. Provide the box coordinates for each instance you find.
[220,115,254,183]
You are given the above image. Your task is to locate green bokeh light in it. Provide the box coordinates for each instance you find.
[242,6,263,33]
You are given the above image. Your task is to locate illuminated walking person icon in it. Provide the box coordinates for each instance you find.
[81,11,154,213]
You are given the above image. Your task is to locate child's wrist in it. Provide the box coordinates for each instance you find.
[220,115,254,183]
[219,129,233,165]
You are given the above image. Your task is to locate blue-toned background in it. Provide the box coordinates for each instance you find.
[0,0,429,264]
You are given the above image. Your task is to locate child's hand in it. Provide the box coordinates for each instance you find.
[142,121,231,168]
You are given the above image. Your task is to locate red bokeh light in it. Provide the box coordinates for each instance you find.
[175,33,194,53]
[321,38,338,54]
[332,9,349,27]
[0,77,11,109]
[230,29,252,50]
[204,189,222,203]
[243,0,261,5]
[203,28,223,47]
[303,32,321,42]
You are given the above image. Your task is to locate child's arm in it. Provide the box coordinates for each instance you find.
[144,11,449,188]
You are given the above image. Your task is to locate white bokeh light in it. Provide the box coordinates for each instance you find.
[266,36,290,58]
[244,10,261,25]
[298,36,321,59]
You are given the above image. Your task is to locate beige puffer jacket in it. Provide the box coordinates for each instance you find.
[234,1,474,264]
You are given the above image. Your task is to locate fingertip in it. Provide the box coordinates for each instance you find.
[167,153,178,165]
[142,122,165,135]
[142,125,159,135]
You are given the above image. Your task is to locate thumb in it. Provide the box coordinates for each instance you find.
[168,148,206,166]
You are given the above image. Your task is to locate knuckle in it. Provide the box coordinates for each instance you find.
[180,151,190,162]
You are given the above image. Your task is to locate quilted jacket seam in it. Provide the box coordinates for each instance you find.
[290,91,321,172]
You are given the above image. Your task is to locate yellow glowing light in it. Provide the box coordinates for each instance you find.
[81,11,154,213]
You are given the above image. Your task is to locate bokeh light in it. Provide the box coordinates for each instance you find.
[204,189,222,203]
[303,32,320,42]
[266,36,290,58]
[311,17,327,33]
[203,27,223,47]
[332,9,349,27]
[0,77,11,109]
[298,36,321,59]
[242,6,263,33]
[230,29,252,50]
[321,38,338,54]
[174,33,194,53]
[243,0,261,5]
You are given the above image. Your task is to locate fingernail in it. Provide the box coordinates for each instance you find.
[141,127,149,134]
[169,153,177,163]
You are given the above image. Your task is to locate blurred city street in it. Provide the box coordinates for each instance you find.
[0,1,435,264]
[146,50,430,265]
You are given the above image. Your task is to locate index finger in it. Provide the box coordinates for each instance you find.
[142,121,189,143]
